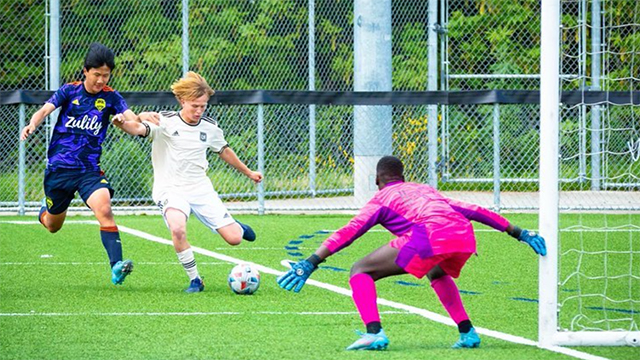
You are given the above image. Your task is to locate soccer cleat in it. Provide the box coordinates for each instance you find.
[452,327,481,349]
[111,259,134,285]
[346,329,389,351]
[237,221,256,242]
[185,277,205,293]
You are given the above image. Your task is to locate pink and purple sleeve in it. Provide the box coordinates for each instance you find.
[321,200,384,254]
[446,198,510,232]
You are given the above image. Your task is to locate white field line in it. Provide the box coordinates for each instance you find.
[2,220,610,360]
[0,262,228,266]
[0,310,408,317]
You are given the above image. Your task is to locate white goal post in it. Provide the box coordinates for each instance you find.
[538,0,640,347]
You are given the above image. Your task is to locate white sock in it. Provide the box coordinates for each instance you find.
[176,247,199,281]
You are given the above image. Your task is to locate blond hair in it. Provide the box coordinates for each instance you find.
[171,71,215,101]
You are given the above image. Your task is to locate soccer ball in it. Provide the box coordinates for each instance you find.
[228,263,260,295]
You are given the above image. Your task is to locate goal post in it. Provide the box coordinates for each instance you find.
[539,0,561,348]
[539,0,640,347]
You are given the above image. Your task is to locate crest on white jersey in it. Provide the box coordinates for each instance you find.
[200,132,207,142]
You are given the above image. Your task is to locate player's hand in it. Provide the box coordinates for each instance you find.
[111,113,126,126]
[20,124,36,141]
[518,230,547,256]
[277,259,316,293]
[248,171,263,184]
[139,111,160,125]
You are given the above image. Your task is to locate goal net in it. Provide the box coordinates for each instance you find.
[539,0,640,347]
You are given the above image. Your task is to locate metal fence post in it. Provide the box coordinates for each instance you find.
[257,104,265,215]
[579,0,587,183]
[47,0,60,149]
[428,0,439,188]
[182,0,189,76]
[591,0,602,190]
[353,0,392,205]
[18,104,26,216]
[492,103,501,211]
[308,0,316,197]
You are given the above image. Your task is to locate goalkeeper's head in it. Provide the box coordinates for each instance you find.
[375,156,405,190]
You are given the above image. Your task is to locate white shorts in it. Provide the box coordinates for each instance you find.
[155,190,236,232]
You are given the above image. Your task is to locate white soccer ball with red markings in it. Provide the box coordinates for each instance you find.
[228,263,260,295]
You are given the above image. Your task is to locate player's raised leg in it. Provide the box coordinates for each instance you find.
[86,187,132,285]
[165,208,204,293]
[236,221,256,241]
[38,204,67,233]
[192,192,256,243]
[427,263,480,349]
[39,172,76,233]
[217,222,244,246]
[346,244,406,351]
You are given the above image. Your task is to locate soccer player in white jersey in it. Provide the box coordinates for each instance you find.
[113,71,263,292]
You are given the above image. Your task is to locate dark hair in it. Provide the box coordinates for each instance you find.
[376,156,404,183]
[84,43,116,71]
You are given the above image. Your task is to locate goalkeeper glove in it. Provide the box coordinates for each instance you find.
[277,259,317,293]
[509,226,547,256]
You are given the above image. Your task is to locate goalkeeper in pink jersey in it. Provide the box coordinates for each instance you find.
[277,156,546,351]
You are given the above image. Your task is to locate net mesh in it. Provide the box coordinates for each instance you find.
[558,0,640,334]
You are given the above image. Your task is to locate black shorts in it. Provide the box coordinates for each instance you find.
[43,169,114,215]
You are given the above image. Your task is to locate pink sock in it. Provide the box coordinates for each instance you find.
[431,275,469,324]
[349,273,380,325]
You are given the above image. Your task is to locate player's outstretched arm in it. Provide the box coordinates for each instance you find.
[20,103,56,141]
[277,246,331,293]
[218,147,263,183]
[506,224,547,256]
[131,110,160,125]
[111,114,149,137]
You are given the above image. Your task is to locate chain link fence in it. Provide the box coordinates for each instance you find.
[1,0,638,214]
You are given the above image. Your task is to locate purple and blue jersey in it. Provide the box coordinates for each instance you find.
[46,82,128,171]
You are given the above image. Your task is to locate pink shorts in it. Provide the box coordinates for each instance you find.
[390,236,472,279]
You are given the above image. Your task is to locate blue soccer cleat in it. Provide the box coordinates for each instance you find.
[185,277,205,293]
[346,329,389,351]
[237,221,256,242]
[111,259,134,285]
[452,327,481,349]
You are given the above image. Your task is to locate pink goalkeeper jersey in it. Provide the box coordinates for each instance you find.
[322,181,510,259]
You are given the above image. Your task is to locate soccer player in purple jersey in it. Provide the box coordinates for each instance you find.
[20,43,157,286]
[277,156,547,350]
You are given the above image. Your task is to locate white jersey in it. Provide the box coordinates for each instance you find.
[143,111,227,199]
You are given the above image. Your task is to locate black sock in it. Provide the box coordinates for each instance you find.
[366,321,382,334]
[458,319,472,334]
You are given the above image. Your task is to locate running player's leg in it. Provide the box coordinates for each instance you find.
[40,170,75,233]
[86,188,120,265]
[163,207,204,292]
[346,244,406,350]
[81,171,133,285]
[427,255,480,348]
[40,208,68,233]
